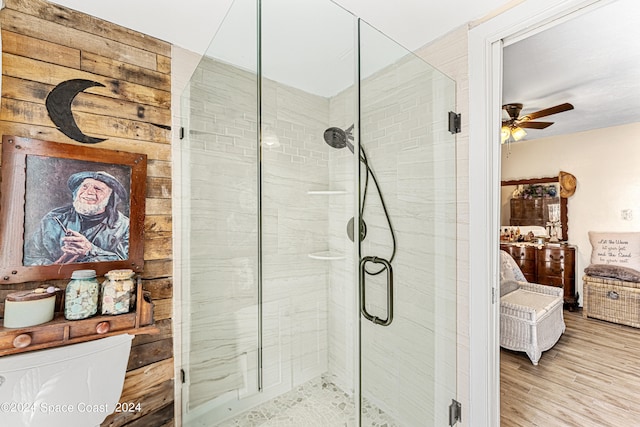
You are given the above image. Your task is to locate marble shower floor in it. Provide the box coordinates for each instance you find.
[215,376,399,427]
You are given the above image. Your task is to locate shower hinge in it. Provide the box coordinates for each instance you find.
[181,368,186,384]
[448,111,461,134]
[449,399,462,426]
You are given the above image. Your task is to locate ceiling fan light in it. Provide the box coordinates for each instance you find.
[511,126,527,141]
[501,126,510,144]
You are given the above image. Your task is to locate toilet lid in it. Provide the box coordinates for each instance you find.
[0,334,132,371]
[0,334,133,427]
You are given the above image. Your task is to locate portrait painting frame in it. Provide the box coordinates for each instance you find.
[0,135,147,284]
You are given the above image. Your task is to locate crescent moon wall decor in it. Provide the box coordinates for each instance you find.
[45,79,108,144]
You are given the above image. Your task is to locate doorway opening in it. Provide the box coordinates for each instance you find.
[468,0,640,424]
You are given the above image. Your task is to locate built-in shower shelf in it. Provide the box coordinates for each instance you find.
[306,190,347,195]
[308,251,346,260]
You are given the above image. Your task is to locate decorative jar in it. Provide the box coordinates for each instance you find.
[4,287,57,328]
[101,269,136,315]
[65,269,99,320]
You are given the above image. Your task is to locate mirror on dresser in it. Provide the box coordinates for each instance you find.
[501,174,572,241]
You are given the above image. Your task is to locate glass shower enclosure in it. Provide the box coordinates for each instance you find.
[179,0,457,425]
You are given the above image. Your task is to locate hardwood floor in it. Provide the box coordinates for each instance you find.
[501,309,640,427]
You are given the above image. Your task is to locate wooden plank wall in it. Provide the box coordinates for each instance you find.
[0,0,174,426]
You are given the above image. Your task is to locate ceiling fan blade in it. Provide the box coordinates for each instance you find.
[521,103,574,121]
[518,121,554,129]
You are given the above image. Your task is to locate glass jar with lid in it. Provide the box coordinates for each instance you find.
[65,269,99,320]
[101,269,136,315]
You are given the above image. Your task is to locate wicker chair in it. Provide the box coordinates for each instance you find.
[500,250,566,365]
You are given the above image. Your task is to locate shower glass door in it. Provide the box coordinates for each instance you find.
[180,0,456,425]
[259,0,359,422]
[179,0,261,423]
[357,21,457,427]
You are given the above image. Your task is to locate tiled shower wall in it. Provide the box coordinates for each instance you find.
[183,57,339,418]
[182,46,456,426]
[261,76,332,391]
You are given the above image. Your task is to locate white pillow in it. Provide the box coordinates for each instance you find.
[589,231,640,271]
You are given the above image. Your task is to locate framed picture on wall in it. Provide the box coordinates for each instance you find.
[0,135,147,283]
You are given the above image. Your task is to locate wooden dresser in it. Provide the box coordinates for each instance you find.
[500,243,577,308]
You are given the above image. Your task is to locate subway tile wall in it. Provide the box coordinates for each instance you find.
[181,45,458,425]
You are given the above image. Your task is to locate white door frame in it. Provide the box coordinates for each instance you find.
[468,0,614,425]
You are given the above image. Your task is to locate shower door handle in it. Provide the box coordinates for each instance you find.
[359,256,394,326]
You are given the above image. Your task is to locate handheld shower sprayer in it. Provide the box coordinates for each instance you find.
[322,125,397,274]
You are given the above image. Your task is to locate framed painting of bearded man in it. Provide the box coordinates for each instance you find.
[0,136,146,284]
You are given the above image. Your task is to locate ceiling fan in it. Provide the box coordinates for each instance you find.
[501,102,574,143]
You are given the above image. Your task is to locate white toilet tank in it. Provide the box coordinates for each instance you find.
[0,334,133,427]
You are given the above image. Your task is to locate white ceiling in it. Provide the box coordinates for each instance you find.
[503,0,640,141]
[47,0,640,137]
[47,0,510,96]
[48,0,511,54]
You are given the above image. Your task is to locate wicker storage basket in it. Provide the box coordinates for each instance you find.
[583,275,640,328]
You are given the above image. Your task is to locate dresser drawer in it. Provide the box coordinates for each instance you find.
[0,322,66,352]
[500,243,578,308]
[501,244,536,280]
[537,275,569,288]
[501,245,536,261]
[67,312,136,339]
[539,247,575,263]
[517,261,536,280]
[537,260,567,278]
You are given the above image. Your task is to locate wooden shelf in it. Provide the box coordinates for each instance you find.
[0,278,158,356]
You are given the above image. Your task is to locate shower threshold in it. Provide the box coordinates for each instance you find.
[214,375,399,427]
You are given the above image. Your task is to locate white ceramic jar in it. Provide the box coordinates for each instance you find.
[4,288,56,328]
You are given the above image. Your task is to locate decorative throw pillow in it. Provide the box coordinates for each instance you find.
[588,231,640,271]
[585,264,640,282]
